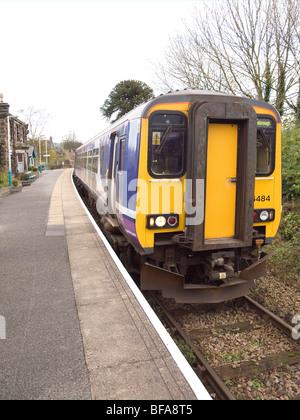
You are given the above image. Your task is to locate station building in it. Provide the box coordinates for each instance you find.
[0,94,30,176]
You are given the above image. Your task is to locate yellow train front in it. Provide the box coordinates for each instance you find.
[76,90,282,303]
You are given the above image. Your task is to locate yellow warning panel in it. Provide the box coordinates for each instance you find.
[152,132,161,145]
[205,124,238,239]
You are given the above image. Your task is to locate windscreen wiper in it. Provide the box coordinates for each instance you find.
[155,127,172,155]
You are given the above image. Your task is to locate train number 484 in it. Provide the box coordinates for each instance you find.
[254,195,271,202]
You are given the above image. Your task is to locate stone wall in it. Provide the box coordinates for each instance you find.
[0,101,29,175]
[0,102,9,171]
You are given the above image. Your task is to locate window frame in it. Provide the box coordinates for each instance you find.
[118,137,126,172]
[148,110,187,179]
[256,115,276,177]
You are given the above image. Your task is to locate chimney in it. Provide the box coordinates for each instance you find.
[0,97,9,117]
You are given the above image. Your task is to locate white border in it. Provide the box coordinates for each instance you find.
[71,171,211,400]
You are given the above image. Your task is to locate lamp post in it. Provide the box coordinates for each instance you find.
[45,139,48,170]
[39,136,42,173]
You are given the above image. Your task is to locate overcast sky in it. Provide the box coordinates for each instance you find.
[0,0,197,143]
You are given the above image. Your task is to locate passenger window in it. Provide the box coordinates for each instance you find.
[87,150,93,171]
[100,145,105,176]
[92,149,99,173]
[119,138,126,171]
[256,117,275,176]
[82,152,87,168]
[149,112,187,177]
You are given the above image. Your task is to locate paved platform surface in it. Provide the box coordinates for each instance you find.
[0,170,90,399]
[0,169,209,400]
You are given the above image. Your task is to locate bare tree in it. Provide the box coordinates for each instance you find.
[18,105,51,140]
[62,131,82,152]
[155,0,299,118]
[279,0,300,121]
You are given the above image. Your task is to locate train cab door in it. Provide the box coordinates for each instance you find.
[185,101,257,251]
[205,123,238,239]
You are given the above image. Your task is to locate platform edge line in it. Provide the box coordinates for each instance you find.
[70,170,211,401]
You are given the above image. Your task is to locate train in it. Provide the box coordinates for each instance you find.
[74,90,281,303]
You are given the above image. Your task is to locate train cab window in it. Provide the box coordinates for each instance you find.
[148,112,187,178]
[256,117,276,176]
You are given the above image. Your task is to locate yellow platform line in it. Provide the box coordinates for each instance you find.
[47,171,66,226]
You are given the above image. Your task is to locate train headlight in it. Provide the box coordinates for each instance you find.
[253,209,275,223]
[155,216,167,227]
[259,210,269,221]
[147,214,179,229]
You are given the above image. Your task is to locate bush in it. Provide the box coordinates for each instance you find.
[267,120,300,286]
[21,173,30,181]
[0,171,8,187]
[11,178,19,187]
[279,203,300,242]
[282,124,300,200]
[268,201,300,286]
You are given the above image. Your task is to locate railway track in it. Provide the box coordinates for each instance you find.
[75,179,300,400]
[145,291,236,400]
[146,292,300,400]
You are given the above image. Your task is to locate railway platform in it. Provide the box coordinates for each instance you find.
[0,168,210,400]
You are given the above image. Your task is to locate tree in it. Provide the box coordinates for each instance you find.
[61,131,82,152]
[282,0,300,122]
[282,123,300,199]
[18,105,51,140]
[155,0,299,119]
[100,80,154,123]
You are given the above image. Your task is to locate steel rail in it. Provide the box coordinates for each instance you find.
[148,292,236,400]
[245,296,300,342]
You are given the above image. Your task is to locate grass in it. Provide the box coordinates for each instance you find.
[174,339,197,366]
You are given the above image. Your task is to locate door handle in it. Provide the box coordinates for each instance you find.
[229,178,237,183]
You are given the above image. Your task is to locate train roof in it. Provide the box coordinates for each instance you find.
[78,89,281,151]
[137,89,281,120]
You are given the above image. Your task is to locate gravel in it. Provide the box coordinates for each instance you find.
[250,275,300,324]
[163,273,300,400]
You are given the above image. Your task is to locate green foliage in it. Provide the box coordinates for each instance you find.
[21,173,30,181]
[268,121,300,285]
[269,202,300,285]
[11,178,19,187]
[282,124,300,199]
[100,80,154,123]
[279,204,300,243]
[175,339,196,366]
[252,379,264,389]
[0,171,8,187]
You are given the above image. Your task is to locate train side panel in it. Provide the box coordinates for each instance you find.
[253,108,282,243]
[116,119,143,248]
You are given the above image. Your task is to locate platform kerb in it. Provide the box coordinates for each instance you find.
[61,170,198,400]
